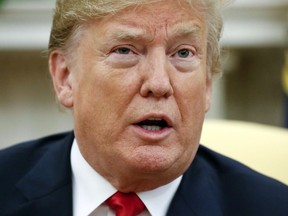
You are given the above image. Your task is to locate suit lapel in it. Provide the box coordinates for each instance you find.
[6,135,222,216]
[167,146,223,216]
[8,132,74,216]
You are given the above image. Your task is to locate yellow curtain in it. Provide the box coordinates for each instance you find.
[283,50,288,95]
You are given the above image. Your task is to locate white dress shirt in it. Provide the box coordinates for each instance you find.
[71,139,182,216]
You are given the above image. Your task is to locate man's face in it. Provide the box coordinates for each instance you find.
[51,0,212,192]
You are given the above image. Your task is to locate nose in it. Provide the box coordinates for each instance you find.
[140,52,174,98]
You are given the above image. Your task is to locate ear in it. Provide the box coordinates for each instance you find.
[205,76,212,113]
[49,50,74,108]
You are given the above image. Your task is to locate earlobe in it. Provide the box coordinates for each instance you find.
[205,77,212,113]
[49,51,74,108]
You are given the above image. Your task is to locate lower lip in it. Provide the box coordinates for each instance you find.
[132,125,172,141]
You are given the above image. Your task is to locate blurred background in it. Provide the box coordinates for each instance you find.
[0,0,288,148]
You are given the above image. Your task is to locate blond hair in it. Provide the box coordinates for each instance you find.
[49,0,229,78]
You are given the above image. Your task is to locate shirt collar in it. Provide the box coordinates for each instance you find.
[71,139,182,216]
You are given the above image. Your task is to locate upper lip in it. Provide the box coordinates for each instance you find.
[133,113,173,127]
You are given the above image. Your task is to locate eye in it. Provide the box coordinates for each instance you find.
[169,46,200,72]
[114,47,133,55]
[175,49,193,58]
[107,45,139,68]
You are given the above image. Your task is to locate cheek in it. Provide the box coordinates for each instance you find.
[73,66,140,133]
[174,73,208,141]
[176,73,208,115]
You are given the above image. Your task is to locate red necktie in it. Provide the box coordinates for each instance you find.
[105,191,146,216]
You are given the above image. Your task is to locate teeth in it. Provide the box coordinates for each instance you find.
[147,118,162,121]
[141,125,162,131]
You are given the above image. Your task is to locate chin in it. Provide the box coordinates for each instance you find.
[126,145,186,174]
[108,146,195,192]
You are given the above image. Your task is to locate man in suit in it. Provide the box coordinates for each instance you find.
[1,0,288,215]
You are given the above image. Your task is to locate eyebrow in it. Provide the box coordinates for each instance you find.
[102,22,203,46]
[169,22,203,40]
[106,27,150,42]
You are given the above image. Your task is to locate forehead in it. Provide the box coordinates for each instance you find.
[92,0,206,41]
[116,1,203,23]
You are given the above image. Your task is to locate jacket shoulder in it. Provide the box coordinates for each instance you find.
[0,132,73,191]
[0,132,73,165]
[0,132,74,215]
[196,145,288,215]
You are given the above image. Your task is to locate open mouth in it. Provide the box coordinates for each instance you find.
[136,118,170,131]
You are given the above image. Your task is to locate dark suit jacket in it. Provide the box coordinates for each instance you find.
[1,132,288,216]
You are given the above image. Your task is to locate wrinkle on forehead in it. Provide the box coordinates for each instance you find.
[100,22,204,47]
[88,0,206,46]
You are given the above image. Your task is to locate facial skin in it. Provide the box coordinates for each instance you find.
[49,0,212,192]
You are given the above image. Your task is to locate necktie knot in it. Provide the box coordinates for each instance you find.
[105,191,146,216]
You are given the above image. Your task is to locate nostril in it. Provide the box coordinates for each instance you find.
[140,78,173,98]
